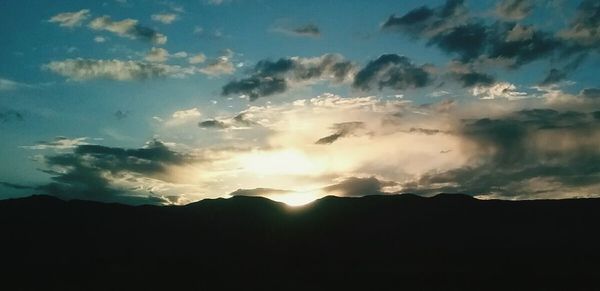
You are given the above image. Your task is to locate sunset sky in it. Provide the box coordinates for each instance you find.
[1,0,599,205]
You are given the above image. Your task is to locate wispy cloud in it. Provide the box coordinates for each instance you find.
[88,15,167,45]
[49,9,91,28]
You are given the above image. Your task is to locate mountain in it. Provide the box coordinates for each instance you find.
[1,194,599,290]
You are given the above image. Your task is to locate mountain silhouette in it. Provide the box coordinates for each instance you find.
[1,194,599,290]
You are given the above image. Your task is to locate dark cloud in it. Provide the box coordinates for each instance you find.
[0,181,34,190]
[229,188,289,197]
[232,112,257,127]
[559,0,600,49]
[286,24,321,37]
[222,54,353,100]
[581,88,600,99]
[430,23,488,62]
[198,112,258,130]
[0,110,24,123]
[540,53,587,85]
[114,110,130,120]
[407,127,449,135]
[37,139,191,204]
[381,0,467,38]
[352,54,431,91]
[495,0,534,20]
[430,21,560,65]
[315,121,365,144]
[403,109,600,197]
[487,22,561,67]
[222,76,287,101]
[381,0,592,85]
[541,69,567,86]
[447,61,495,88]
[88,16,167,45]
[199,119,229,129]
[323,177,397,197]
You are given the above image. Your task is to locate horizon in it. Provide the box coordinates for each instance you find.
[1,0,600,206]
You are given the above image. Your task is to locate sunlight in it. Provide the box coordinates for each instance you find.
[237,149,324,176]
[268,190,322,207]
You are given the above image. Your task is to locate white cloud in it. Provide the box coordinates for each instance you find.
[151,13,178,24]
[199,56,235,76]
[43,58,196,81]
[0,78,22,91]
[145,47,169,63]
[94,36,107,43]
[188,53,206,64]
[172,108,201,119]
[21,137,89,150]
[164,108,202,127]
[49,9,91,28]
[472,82,528,100]
[88,16,167,45]
[172,51,188,58]
[207,0,227,5]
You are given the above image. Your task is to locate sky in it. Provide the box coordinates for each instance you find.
[1,0,599,206]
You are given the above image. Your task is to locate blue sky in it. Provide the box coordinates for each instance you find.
[1,0,599,205]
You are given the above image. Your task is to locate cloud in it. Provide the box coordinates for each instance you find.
[88,15,167,45]
[275,24,321,38]
[43,58,196,81]
[198,119,229,129]
[406,127,449,135]
[114,110,129,120]
[540,52,587,86]
[495,0,534,20]
[541,69,567,86]
[0,110,24,123]
[380,0,582,79]
[381,0,467,38]
[198,112,257,130]
[49,9,91,27]
[558,0,600,48]
[163,108,202,127]
[0,78,29,91]
[315,121,365,144]
[291,24,320,37]
[94,36,107,43]
[151,13,178,24]
[172,108,201,120]
[352,54,432,91]
[222,54,354,100]
[322,176,397,197]
[402,108,600,198]
[207,0,228,5]
[471,82,527,100]
[0,181,34,190]
[37,139,194,204]
[188,53,207,64]
[21,137,89,150]
[581,88,600,99]
[144,47,169,62]
[452,70,495,88]
[199,56,235,76]
[229,188,289,197]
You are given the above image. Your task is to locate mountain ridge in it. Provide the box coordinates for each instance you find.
[1,193,599,290]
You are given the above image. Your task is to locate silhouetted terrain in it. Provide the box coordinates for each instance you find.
[1,194,600,290]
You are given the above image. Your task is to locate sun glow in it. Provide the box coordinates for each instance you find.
[268,190,322,207]
[237,149,324,176]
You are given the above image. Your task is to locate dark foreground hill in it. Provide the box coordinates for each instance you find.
[1,194,600,290]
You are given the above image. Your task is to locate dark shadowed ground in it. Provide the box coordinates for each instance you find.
[1,194,599,290]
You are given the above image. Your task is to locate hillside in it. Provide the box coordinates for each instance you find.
[1,194,599,290]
